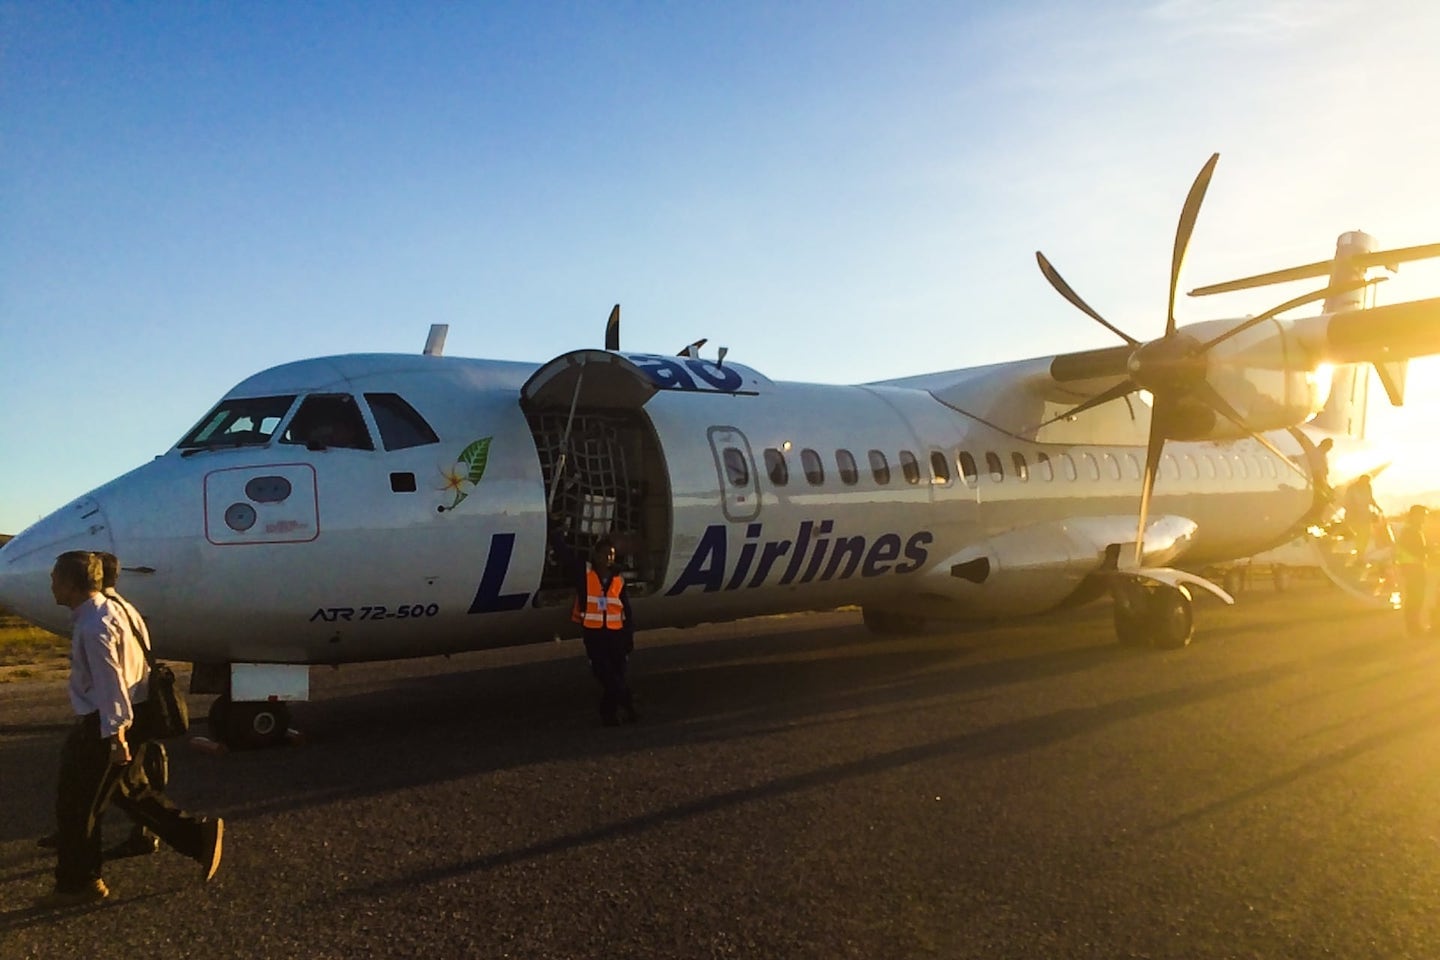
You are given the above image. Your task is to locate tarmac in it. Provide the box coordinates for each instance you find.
[2,579,1439,959]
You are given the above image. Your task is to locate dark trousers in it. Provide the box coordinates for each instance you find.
[54,715,206,890]
[583,632,633,720]
[1401,564,1428,635]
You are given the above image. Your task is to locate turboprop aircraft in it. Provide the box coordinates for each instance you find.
[4,153,1440,749]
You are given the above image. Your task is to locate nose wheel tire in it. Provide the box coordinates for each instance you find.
[207,694,291,750]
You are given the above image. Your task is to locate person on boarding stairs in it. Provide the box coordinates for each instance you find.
[1343,474,1382,563]
[549,527,638,726]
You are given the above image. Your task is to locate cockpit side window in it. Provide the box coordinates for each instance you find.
[178,395,296,450]
[282,394,374,451]
[364,393,440,451]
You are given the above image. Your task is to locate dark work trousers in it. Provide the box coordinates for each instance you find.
[54,714,207,889]
[1401,564,1428,635]
[583,632,633,721]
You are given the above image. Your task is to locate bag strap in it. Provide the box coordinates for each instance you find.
[110,592,157,670]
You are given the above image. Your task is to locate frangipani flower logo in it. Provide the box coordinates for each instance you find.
[437,437,492,512]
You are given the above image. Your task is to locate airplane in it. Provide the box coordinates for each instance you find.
[4,153,1440,750]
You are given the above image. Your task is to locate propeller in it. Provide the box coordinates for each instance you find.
[1189,241,1440,296]
[1033,153,1341,568]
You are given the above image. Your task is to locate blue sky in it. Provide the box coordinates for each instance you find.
[3,1,1440,533]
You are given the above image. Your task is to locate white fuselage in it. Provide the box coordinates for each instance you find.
[0,351,1320,666]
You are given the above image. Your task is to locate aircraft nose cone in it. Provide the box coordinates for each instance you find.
[0,495,115,633]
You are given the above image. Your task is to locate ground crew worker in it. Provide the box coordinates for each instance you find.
[549,528,637,725]
[1397,505,1430,637]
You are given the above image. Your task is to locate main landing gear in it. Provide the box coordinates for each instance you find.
[1111,580,1194,649]
[207,695,292,750]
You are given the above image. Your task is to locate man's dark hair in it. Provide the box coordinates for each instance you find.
[96,552,119,590]
[53,551,102,593]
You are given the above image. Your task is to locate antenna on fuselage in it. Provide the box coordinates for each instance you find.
[423,324,449,357]
[605,305,620,351]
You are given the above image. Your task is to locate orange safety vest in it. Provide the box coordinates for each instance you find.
[570,568,626,630]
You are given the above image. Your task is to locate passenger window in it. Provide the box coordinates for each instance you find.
[1082,452,1100,481]
[985,452,1004,481]
[1233,454,1247,479]
[1163,454,1181,480]
[283,394,374,450]
[365,393,439,451]
[1060,454,1078,481]
[900,450,921,485]
[1036,451,1054,481]
[1012,452,1029,481]
[868,450,890,484]
[801,448,824,485]
[959,451,978,485]
[764,448,789,486]
[1183,454,1199,480]
[1201,455,1216,479]
[1104,453,1121,481]
[836,449,859,485]
[722,447,749,487]
[1126,454,1143,481]
[179,395,296,450]
[930,451,950,483]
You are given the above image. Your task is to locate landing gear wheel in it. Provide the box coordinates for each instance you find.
[208,695,291,750]
[1112,582,1194,649]
[862,607,925,635]
[1149,584,1194,649]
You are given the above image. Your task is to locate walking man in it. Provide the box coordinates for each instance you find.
[38,550,222,908]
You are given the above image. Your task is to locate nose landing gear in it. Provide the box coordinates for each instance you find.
[207,695,292,750]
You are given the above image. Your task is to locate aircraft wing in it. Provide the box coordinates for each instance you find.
[873,296,1440,441]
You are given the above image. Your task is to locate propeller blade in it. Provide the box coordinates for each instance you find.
[1035,251,1139,346]
[1034,379,1139,431]
[1193,382,1309,480]
[1133,405,1169,568]
[1167,153,1220,336]
[604,304,620,351]
[1190,240,1440,297]
[1196,278,1378,354]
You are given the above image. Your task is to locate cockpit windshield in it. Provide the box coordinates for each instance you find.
[178,396,297,451]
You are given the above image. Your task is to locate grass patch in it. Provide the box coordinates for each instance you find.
[0,612,67,674]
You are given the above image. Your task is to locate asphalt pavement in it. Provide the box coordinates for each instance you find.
[2,581,1438,959]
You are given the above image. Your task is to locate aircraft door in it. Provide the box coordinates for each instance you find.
[707,426,760,523]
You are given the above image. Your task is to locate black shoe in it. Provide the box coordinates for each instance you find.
[34,879,108,909]
[37,832,58,849]
[104,831,159,860]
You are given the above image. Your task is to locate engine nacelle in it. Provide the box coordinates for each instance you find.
[1165,317,1328,441]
